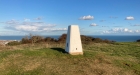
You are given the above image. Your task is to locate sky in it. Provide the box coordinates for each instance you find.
[0,0,140,36]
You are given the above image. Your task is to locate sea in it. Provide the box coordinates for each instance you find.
[0,35,140,42]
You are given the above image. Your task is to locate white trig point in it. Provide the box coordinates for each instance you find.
[65,25,83,55]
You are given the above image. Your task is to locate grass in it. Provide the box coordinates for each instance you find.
[0,42,140,75]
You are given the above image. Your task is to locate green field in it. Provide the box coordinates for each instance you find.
[0,42,140,75]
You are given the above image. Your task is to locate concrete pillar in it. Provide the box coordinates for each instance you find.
[65,25,83,55]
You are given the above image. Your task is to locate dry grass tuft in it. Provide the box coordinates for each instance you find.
[23,59,41,71]
[0,42,139,75]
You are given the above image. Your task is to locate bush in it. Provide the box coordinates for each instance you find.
[93,38,102,43]
[81,35,93,44]
[30,36,44,43]
[21,35,44,44]
[21,37,31,44]
[103,39,111,43]
[19,34,114,45]
[137,39,140,42]
[7,41,21,46]
[58,34,67,43]
[44,37,56,43]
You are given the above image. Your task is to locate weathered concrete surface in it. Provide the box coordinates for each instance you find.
[65,25,83,55]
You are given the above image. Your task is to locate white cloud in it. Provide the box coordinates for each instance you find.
[103,31,110,33]
[35,17,43,20]
[111,28,132,32]
[135,30,140,32]
[79,15,94,20]
[125,16,134,20]
[15,25,38,31]
[103,28,140,34]
[124,28,128,32]
[6,22,57,32]
[133,24,140,26]
[6,19,19,25]
[4,19,67,35]
[43,28,67,31]
[90,23,98,26]
[24,18,30,21]
[109,16,118,19]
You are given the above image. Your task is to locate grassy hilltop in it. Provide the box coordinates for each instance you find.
[0,35,140,75]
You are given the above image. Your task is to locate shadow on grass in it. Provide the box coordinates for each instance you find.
[51,48,67,54]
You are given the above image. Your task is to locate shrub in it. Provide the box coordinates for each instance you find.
[103,39,109,43]
[44,37,56,43]
[19,34,114,45]
[30,36,44,43]
[21,35,44,44]
[21,37,31,44]
[7,41,21,46]
[57,34,114,44]
[81,35,93,44]
[137,39,140,42]
[58,34,67,43]
[93,38,102,43]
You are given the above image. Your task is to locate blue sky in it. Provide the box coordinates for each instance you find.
[0,0,140,35]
